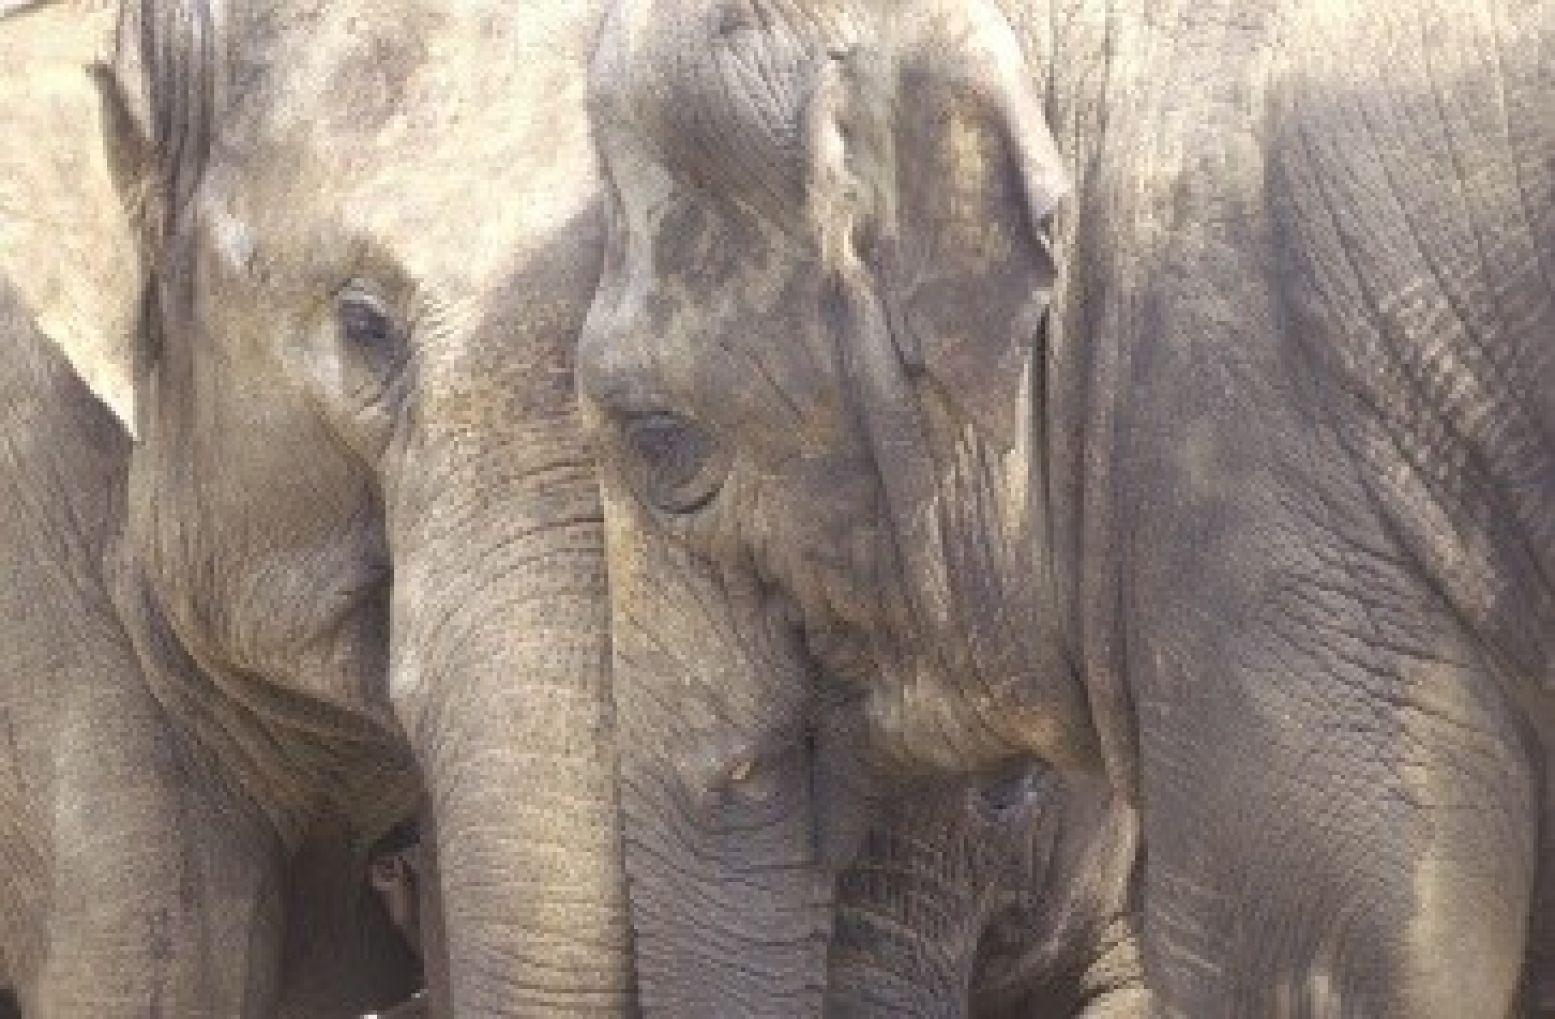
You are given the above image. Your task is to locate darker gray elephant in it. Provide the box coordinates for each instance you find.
[827,766,1141,1018]
[578,0,1553,1014]
[0,0,629,1013]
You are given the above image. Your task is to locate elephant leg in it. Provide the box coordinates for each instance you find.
[25,656,287,1016]
[0,990,16,1019]
[1136,642,1538,1017]
[34,774,286,1016]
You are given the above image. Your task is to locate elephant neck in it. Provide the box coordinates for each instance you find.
[102,537,419,853]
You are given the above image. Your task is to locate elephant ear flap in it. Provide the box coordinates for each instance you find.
[0,2,150,434]
[807,13,1068,450]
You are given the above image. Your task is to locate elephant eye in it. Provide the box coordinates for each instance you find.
[623,412,728,514]
[336,282,397,351]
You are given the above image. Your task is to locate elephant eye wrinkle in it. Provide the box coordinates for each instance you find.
[976,761,1042,820]
[623,411,727,513]
[337,285,396,351]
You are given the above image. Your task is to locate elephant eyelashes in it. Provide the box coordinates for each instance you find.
[622,412,728,513]
[336,282,398,353]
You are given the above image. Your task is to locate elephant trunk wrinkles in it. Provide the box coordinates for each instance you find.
[390,458,632,1016]
[603,492,835,1017]
[624,789,832,1019]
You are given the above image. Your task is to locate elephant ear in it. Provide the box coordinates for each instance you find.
[0,1,150,434]
[805,2,1067,450]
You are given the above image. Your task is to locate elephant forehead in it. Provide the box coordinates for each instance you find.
[239,0,599,291]
[595,0,862,227]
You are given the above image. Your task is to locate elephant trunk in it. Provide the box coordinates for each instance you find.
[606,547,833,1018]
[389,443,632,1016]
[621,772,832,1018]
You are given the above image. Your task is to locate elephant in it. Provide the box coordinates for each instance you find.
[826,765,1141,1018]
[0,272,419,1014]
[576,0,1554,1014]
[0,0,631,1012]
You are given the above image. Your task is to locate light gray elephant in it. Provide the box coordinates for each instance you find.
[577,0,1553,1014]
[0,273,420,1015]
[0,0,631,1013]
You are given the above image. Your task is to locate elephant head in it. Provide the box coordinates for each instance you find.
[578,0,1111,1011]
[0,0,630,1011]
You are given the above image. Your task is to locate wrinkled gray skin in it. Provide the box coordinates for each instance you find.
[0,0,630,1014]
[369,765,1139,1018]
[827,767,1140,1018]
[579,0,1554,1014]
[0,280,420,1014]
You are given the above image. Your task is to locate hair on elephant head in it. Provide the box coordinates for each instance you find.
[579,0,1108,1014]
[0,0,632,1012]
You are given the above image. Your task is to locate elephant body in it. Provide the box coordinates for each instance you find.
[0,273,169,1011]
[1,0,629,1013]
[1031,1,1554,1011]
[578,0,1553,1013]
[2,5,1058,1013]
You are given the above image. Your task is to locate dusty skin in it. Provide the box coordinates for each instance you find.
[0,2,1148,1017]
[0,2,1161,1016]
[0,0,1551,1016]
[579,0,1552,1014]
[0,0,629,1014]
